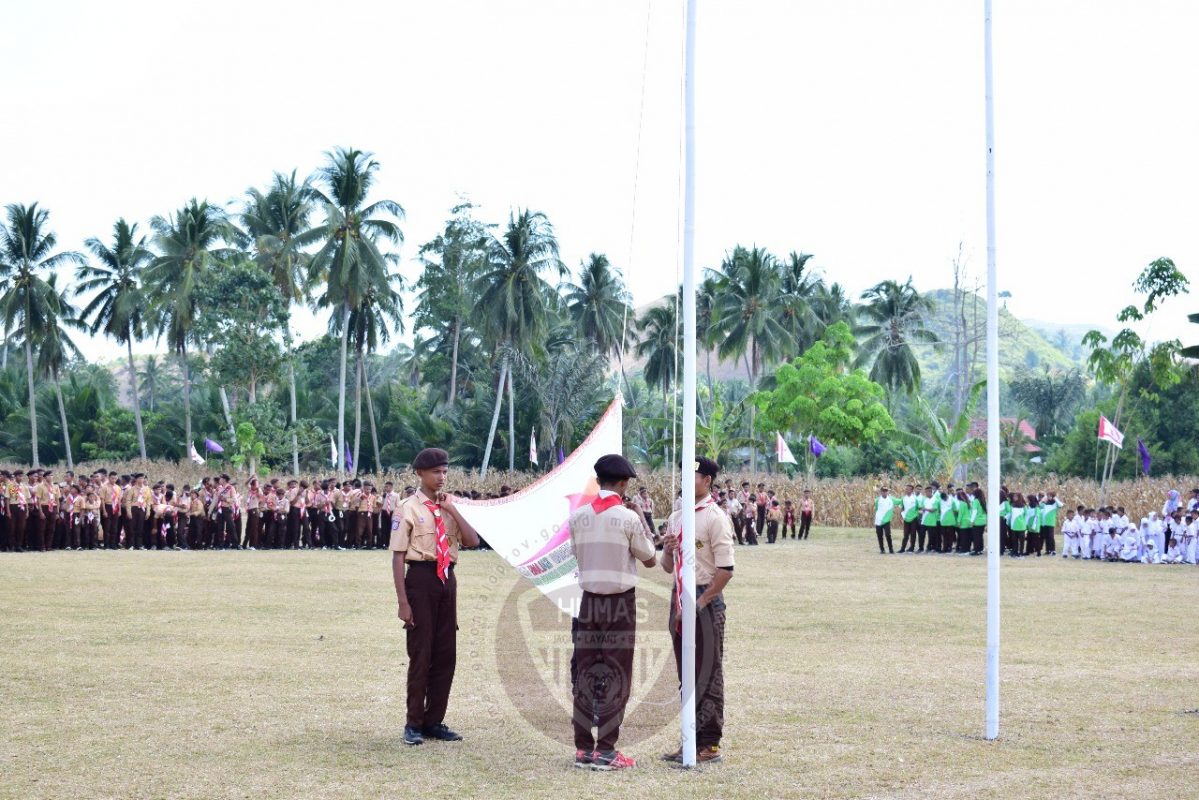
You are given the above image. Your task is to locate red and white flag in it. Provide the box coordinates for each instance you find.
[528,428,539,466]
[1098,415,1124,449]
[188,441,206,465]
[775,432,798,464]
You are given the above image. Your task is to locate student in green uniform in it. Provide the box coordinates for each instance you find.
[1040,492,1062,556]
[899,485,922,553]
[955,489,973,554]
[872,487,896,554]
[919,485,939,554]
[998,488,1012,555]
[1008,492,1027,558]
[1024,498,1043,557]
[967,483,986,555]
[938,487,957,553]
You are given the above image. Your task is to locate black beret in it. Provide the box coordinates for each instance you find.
[693,456,720,479]
[412,448,450,470]
[594,454,637,480]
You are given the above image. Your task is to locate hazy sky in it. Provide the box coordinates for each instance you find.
[2,0,1196,362]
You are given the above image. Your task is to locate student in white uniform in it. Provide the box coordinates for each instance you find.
[1163,538,1184,564]
[1062,510,1083,559]
[1181,517,1198,564]
[1118,525,1140,562]
[1147,512,1166,556]
[1140,535,1162,564]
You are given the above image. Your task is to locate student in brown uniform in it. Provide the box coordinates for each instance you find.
[391,448,480,747]
[660,456,735,764]
[567,454,657,771]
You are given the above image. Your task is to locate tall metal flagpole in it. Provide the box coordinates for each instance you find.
[680,0,699,770]
[983,0,1001,742]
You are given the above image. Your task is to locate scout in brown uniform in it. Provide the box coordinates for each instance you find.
[567,454,657,770]
[391,448,480,746]
[660,456,735,764]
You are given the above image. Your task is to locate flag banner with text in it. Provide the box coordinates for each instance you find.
[455,396,623,617]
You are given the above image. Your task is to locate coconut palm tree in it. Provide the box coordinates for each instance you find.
[777,250,824,355]
[32,274,87,469]
[854,278,940,396]
[240,170,317,474]
[475,209,564,477]
[0,203,86,467]
[308,147,404,475]
[708,245,794,469]
[634,300,679,401]
[79,218,153,458]
[145,199,236,459]
[138,355,167,412]
[415,202,490,409]
[565,253,632,357]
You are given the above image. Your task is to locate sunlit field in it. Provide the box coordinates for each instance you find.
[2,528,1196,800]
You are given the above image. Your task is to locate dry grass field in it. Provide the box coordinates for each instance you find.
[2,529,1197,800]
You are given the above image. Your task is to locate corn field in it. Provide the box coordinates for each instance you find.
[14,460,1195,530]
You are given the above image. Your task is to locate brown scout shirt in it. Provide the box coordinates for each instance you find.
[389,490,461,563]
[666,502,736,586]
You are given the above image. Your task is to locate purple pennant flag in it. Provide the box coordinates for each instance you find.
[1137,438,1151,477]
[344,444,353,473]
[557,446,565,465]
[809,435,827,457]
[204,438,224,454]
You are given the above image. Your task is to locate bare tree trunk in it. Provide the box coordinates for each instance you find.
[480,356,508,479]
[181,347,191,464]
[336,306,350,476]
[126,335,146,460]
[447,317,461,408]
[353,346,363,475]
[507,366,516,472]
[54,370,72,469]
[363,354,382,472]
[219,387,236,439]
[284,326,299,476]
[25,335,39,467]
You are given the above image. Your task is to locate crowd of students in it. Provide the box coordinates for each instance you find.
[0,467,484,552]
[657,480,815,546]
[871,483,1199,565]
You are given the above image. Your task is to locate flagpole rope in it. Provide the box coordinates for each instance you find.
[617,0,655,398]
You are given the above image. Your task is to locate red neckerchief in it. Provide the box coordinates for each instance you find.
[590,493,624,515]
[675,496,715,631]
[421,495,452,583]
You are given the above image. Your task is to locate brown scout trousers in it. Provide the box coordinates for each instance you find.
[404,561,457,730]
[572,588,637,752]
[669,588,727,749]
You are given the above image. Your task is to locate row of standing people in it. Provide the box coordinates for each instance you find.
[662,483,815,545]
[0,467,420,552]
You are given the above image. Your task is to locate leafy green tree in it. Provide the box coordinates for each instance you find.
[776,250,824,353]
[79,218,153,458]
[230,421,267,476]
[308,147,404,475]
[853,277,939,396]
[145,199,236,459]
[521,341,607,465]
[1083,257,1189,494]
[0,203,86,466]
[137,355,172,412]
[475,209,564,477]
[694,384,760,465]
[240,170,318,475]
[753,322,894,469]
[195,260,288,407]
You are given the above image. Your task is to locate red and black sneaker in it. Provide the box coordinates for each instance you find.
[573,749,595,769]
[591,751,636,771]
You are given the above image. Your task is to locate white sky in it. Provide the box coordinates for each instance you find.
[2,0,1196,363]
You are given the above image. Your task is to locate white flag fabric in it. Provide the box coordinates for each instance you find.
[329,434,337,467]
[1098,415,1124,449]
[776,431,798,464]
[529,427,539,465]
[455,396,623,616]
[188,441,206,465]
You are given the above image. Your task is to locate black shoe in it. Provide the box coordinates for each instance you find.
[421,723,462,741]
[404,726,424,746]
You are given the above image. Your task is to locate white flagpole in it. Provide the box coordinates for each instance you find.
[983,0,1001,742]
[680,0,699,770]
